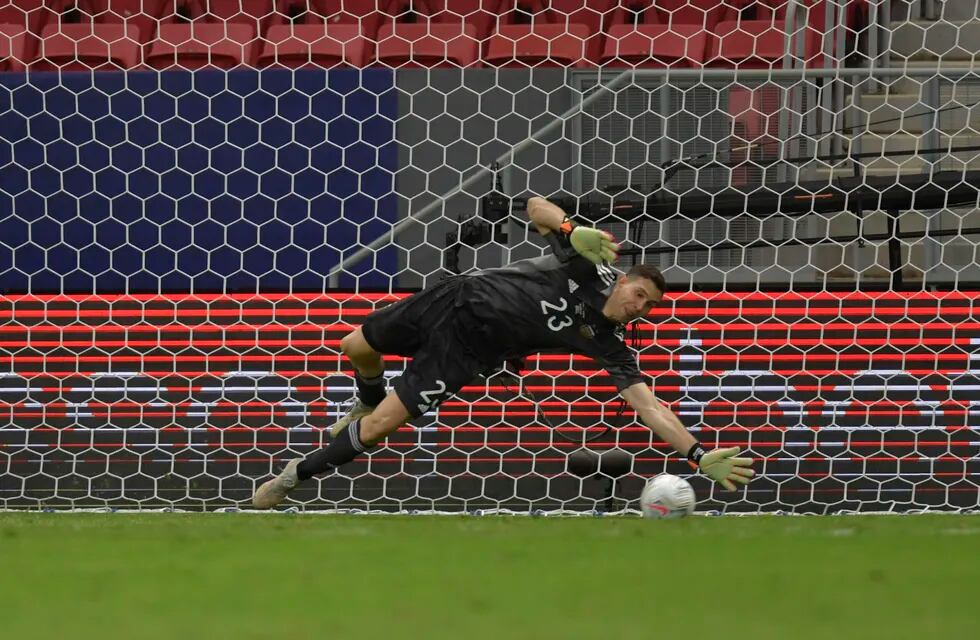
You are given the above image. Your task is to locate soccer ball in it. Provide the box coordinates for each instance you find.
[639,474,697,519]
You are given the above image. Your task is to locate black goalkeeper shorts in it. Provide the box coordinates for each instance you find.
[361,277,495,419]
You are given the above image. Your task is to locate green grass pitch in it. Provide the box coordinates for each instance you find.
[1,512,977,639]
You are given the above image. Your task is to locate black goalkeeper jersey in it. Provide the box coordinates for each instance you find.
[456,237,647,392]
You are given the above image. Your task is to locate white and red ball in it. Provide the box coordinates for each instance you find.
[639,474,697,519]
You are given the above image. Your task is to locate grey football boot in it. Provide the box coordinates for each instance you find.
[251,459,301,509]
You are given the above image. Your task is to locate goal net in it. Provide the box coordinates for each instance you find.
[1,0,979,514]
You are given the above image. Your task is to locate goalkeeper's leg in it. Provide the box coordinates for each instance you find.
[251,293,484,508]
[251,390,410,509]
[331,328,388,436]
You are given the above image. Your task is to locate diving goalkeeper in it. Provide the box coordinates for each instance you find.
[252,196,755,508]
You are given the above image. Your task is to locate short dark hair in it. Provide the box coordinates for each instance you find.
[626,264,666,294]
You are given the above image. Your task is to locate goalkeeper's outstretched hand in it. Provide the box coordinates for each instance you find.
[569,226,619,264]
[698,446,755,491]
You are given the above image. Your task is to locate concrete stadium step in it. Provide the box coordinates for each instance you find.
[887,18,980,62]
[853,131,980,158]
[856,92,980,134]
[886,2,978,26]
[882,61,980,94]
[939,1,979,21]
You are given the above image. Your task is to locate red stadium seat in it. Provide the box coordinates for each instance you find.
[601,0,743,68]
[254,0,390,68]
[424,0,497,42]
[184,1,276,67]
[145,21,256,69]
[7,1,174,70]
[152,0,201,23]
[0,2,43,71]
[375,20,480,67]
[0,22,30,71]
[484,0,616,68]
[1,1,61,35]
[706,0,819,68]
[258,23,368,67]
[188,0,282,32]
[308,0,387,39]
[79,1,170,42]
[372,0,480,68]
[34,22,142,71]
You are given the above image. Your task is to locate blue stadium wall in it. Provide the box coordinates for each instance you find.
[0,69,399,293]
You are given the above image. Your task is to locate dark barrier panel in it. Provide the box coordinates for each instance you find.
[0,69,398,293]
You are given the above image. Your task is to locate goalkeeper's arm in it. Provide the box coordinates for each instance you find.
[621,382,755,490]
[526,196,618,264]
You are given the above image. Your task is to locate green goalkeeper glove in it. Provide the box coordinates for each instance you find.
[566,226,619,264]
[689,445,755,491]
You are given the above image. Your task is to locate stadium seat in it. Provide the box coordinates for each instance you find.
[145,21,257,69]
[308,0,387,38]
[0,2,43,71]
[257,23,368,67]
[425,0,498,43]
[4,1,180,69]
[187,0,282,33]
[706,0,818,68]
[373,0,480,68]
[375,21,480,67]
[78,1,170,43]
[34,22,142,71]
[601,0,743,68]
[153,0,202,24]
[484,0,616,68]
[0,22,29,71]
[4,0,65,36]
[259,0,390,67]
[178,1,278,67]
[255,0,399,68]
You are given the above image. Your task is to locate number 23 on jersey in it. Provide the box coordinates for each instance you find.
[540,297,573,332]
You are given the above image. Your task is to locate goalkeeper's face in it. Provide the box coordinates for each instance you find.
[606,276,663,324]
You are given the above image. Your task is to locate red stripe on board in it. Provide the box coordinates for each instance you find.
[12,425,980,439]
[3,437,975,450]
[0,384,968,397]
[0,337,974,349]
[4,440,978,460]
[3,306,980,321]
[3,290,980,303]
[0,323,362,334]
[0,398,960,408]
[3,406,979,420]
[5,367,979,380]
[4,320,980,335]
[0,293,400,303]
[0,352,972,366]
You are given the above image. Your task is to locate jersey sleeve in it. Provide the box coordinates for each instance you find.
[543,230,576,262]
[584,328,647,392]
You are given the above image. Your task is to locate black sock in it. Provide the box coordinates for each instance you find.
[355,371,387,407]
[296,419,373,481]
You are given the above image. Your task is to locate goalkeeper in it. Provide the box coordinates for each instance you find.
[253,196,755,507]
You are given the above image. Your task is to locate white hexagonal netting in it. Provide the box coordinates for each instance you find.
[1,1,979,513]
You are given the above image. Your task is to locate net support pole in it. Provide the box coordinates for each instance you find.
[326,68,635,288]
[923,75,943,272]
[887,209,903,288]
